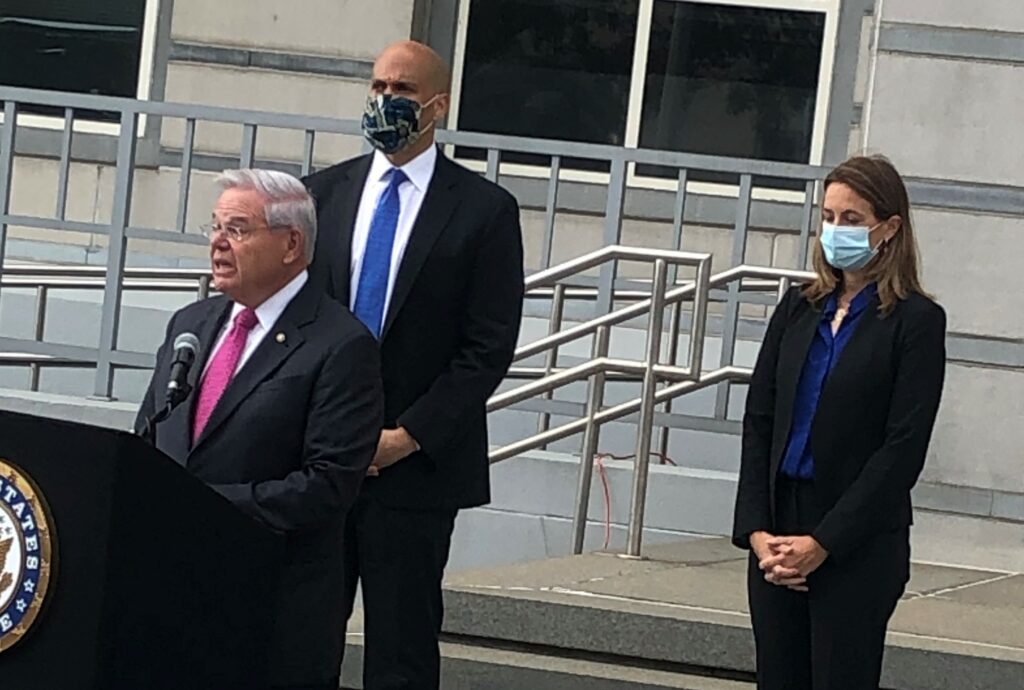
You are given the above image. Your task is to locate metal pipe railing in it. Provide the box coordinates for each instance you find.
[625,259,669,557]
[0,249,812,559]
[571,325,610,555]
[484,251,813,556]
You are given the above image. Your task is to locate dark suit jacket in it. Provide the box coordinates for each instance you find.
[303,151,524,511]
[732,286,946,561]
[135,281,383,685]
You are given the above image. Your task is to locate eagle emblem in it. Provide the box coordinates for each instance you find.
[0,459,55,654]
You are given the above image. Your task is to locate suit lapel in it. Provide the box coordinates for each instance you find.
[323,156,373,306]
[189,286,318,453]
[381,154,459,339]
[772,302,820,471]
[820,294,882,399]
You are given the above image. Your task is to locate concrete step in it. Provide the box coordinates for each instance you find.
[441,538,1024,690]
[341,634,754,690]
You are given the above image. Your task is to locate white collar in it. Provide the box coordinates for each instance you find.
[368,145,438,193]
[231,269,308,330]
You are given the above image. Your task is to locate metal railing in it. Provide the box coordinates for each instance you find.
[0,252,814,559]
[0,86,827,399]
[0,87,827,557]
[486,247,813,556]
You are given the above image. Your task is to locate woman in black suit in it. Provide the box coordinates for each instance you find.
[732,155,947,690]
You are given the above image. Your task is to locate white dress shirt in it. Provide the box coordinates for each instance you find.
[349,146,438,316]
[201,269,308,379]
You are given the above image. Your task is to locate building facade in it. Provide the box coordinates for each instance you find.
[1,0,1022,521]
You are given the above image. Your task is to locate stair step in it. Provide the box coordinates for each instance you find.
[341,634,754,690]
[440,539,1024,690]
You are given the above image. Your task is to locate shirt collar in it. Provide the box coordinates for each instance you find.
[824,282,877,319]
[369,145,437,194]
[231,269,308,330]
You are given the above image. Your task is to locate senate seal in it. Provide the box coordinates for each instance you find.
[0,459,55,653]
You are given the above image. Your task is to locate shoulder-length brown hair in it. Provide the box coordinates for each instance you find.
[804,155,927,314]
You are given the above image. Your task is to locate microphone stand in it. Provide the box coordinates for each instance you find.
[138,380,193,447]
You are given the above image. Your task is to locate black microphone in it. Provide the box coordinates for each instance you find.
[165,332,200,408]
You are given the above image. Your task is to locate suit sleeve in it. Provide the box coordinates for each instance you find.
[731,288,797,549]
[210,331,384,532]
[134,313,176,434]
[397,192,525,461]
[812,303,947,560]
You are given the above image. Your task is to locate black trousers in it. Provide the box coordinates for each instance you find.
[748,478,910,690]
[341,491,457,690]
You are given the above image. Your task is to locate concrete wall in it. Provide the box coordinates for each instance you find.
[856,1,1024,493]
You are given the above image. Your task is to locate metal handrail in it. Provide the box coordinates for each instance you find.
[484,247,814,557]
[0,250,814,558]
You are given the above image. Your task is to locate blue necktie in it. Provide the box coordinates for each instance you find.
[354,168,407,338]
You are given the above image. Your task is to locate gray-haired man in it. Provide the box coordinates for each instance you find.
[136,169,383,690]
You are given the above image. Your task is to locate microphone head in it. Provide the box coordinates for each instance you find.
[172,332,200,365]
[173,332,200,353]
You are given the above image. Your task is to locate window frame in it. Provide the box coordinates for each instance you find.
[447,0,841,199]
[0,0,162,137]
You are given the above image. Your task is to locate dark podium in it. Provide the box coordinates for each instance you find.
[0,410,283,690]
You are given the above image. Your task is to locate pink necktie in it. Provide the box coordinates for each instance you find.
[192,308,259,444]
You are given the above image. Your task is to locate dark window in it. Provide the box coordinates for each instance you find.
[456,0,638,171]
[0,0,147,122]
[455,0,826,184]
[638,1,824,184]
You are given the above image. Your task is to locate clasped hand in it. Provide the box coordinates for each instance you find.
[750,531,829,592]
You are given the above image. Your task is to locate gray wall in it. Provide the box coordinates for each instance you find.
[855,0,1024,495]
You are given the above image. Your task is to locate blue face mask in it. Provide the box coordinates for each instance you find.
[820,222,882,270]
[361,93,440,154]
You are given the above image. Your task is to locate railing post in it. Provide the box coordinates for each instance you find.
[714,174,753,419]
[660,170,690,458]
[55,108,74,220]
[92,109,138,399]
[540,156,561,269]
[571,325,610,555]
[538,283,567,445]
[777,276,791,304]
[0,100,17,305]
[624,259,668,558]
[175,118,196,233]
[29,285,48,391]
[197,274,211,301]
[595,155,627,317]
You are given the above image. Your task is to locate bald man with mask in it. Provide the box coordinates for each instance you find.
[304,41,524,689]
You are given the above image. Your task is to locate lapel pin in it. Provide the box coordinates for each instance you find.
[275,332,286,344]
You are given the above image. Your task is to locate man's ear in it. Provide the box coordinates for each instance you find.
[432,92,451,124]
[282,228,304,265]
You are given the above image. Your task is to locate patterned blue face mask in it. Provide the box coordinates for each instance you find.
[361,93,440,154]
[820,222,883,270]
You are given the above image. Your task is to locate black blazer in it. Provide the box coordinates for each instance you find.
[135,282,383,685]
[304,151,525,510]
[732,286,946,560]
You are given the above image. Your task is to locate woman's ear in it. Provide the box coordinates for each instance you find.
[882,215,902,243]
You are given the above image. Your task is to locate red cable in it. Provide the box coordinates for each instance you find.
[590,450,678,550]
[594,454,613,550]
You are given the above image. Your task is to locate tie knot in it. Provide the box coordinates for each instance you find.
[234,308,259,332]
[387,168,408,188]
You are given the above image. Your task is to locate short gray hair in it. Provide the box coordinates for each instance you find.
[216,169,317,262]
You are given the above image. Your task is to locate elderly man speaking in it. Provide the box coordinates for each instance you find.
[136,169,383,690]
